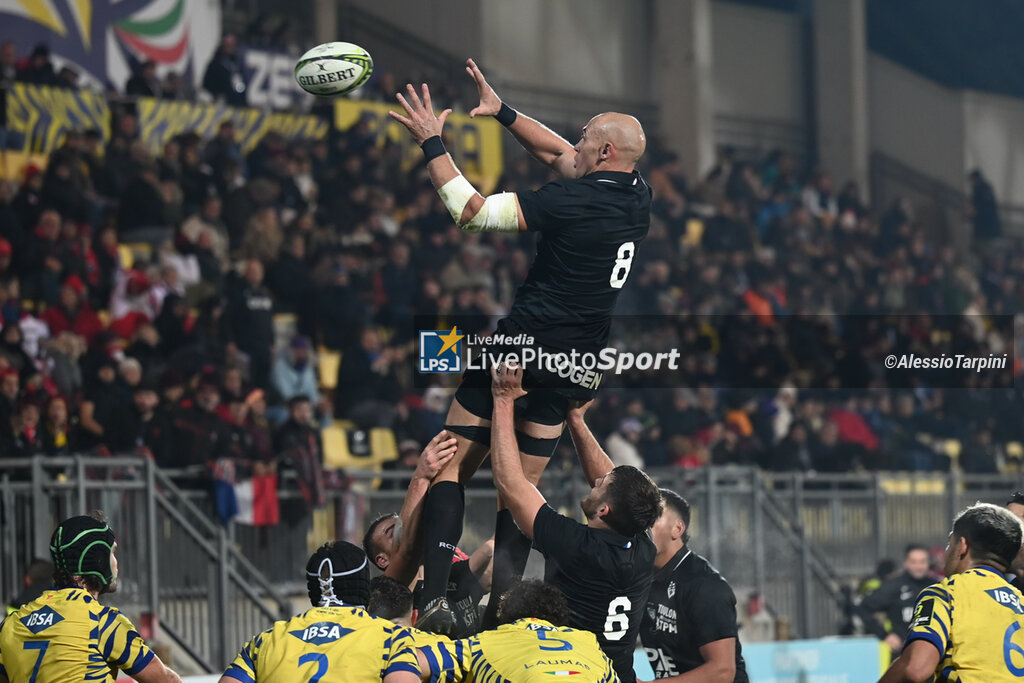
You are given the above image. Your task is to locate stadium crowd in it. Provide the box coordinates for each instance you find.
[0,48,1022,494]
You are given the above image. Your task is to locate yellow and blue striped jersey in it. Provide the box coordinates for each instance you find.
[223,604,420,683]
[420,618,619,683]
[0,587,154,682]
[906,566,1024,682]
[409,625,452,651]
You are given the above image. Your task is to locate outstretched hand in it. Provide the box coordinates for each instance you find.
[490,361,527,402]
[465,58,501,118]
[388,83,451,144]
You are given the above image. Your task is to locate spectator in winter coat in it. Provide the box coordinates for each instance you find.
[202,34,247,106]
[271,335,320,407]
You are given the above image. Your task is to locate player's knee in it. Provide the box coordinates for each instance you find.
[515,431,562,458]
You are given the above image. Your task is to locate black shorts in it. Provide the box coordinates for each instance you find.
[454,367,572,426]
[454,317,603,426]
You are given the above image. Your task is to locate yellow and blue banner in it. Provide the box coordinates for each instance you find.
[136,98,329,155]
[5,83,110,154]
[335,100,504,194]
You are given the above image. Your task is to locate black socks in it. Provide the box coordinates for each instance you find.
[481,508,533,628]
[417,480,465,609]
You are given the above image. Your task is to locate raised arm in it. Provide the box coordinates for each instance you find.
[489,363,546,539]
[565,400,614,487]
[386,430,458,585]
[465,59,576,178]
[389,83,526,234]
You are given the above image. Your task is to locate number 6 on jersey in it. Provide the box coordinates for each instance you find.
[610,242,635,288]
[604,596,631,640]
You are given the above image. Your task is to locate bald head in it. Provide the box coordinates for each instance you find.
[573,112,646,177]
[591,113,646,163]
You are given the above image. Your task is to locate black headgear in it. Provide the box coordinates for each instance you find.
[49,516,116,587]
[306,541,370,607]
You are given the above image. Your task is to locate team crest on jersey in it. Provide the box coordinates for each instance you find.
[986,587,1024,614]
[288,622,354,645]
[667,581,676,599]
[21,606,63,634]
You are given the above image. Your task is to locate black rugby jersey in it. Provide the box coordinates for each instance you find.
[854,570,935,641]
[640,548,749,682]
[532,503,656,683]
[511,170,652,353]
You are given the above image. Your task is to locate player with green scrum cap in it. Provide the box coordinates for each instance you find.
[0,512,183,683]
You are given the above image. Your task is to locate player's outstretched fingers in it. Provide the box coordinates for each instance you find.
[390,92,415,123]
[405,83,424,111]
[387,109,412,127]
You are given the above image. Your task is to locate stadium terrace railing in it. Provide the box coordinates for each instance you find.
[4,458,1022,657]
[0,456,291,674]
[152,464,1023,640]
[713,114,808,160]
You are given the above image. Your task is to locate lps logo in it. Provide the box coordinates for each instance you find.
[419,328,464,373]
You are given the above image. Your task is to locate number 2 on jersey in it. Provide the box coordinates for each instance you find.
[604,596,631,641]
[298,652,329,683]
[609,242,635,289]
[23,640,50,683]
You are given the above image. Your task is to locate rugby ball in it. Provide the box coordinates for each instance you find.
[294,42,373,96]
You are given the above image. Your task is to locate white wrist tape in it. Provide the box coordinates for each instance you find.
[437,175,519,233]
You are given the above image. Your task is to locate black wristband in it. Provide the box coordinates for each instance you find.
[495,102,518,127]
[421,135,447,162]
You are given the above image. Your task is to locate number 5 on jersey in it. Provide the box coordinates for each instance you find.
[610,242,635,289]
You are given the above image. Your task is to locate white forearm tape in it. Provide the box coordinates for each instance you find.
[438,175,519,233]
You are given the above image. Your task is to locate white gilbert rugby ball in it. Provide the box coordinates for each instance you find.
[294,42,373,96]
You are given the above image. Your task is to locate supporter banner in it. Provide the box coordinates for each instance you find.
[5,83,110,153]
[743,636,883,683]
[335,100,504,194]
[242,47,313,111]
[136,98,328,154]
[0,0,220,91]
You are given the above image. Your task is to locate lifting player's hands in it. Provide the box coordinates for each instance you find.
[413,429,458,481]
[388,83,451,144]
[566,399,595,425]
[490,361,527,402]
[465,58,501,118]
